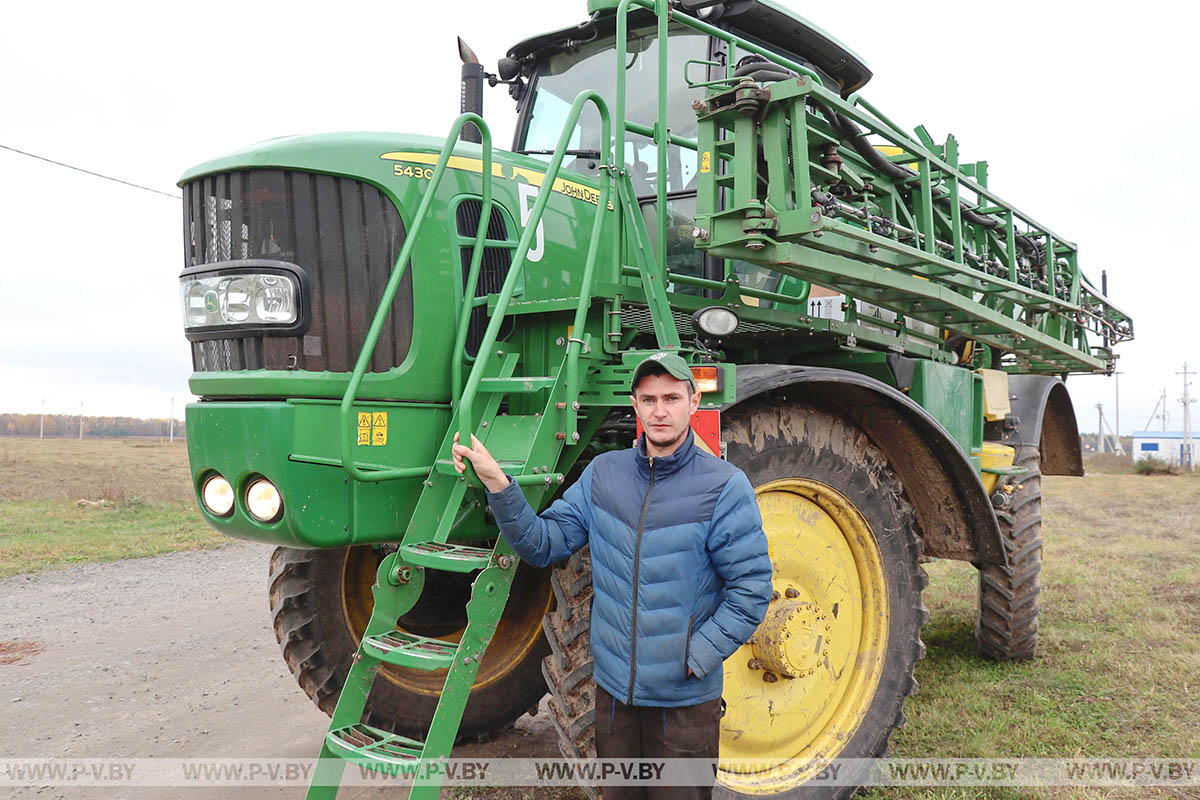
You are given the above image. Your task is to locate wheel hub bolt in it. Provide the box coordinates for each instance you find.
[762,671,779,683]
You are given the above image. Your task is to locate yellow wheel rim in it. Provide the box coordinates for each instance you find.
[718,479,889,795]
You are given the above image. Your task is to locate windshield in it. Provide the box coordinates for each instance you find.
[521,25,709,196]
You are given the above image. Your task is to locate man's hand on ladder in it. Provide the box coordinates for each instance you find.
[451,432,512,493]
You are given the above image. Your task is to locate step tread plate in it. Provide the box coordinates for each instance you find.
[400,541,494,572]
[326,723,424,771]
[360,629,459,669]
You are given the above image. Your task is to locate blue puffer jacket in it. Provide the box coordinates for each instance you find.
[486,431,772,707]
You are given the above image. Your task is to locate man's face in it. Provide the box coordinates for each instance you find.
[630,372,701,456]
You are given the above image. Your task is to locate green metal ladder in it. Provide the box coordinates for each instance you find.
[306,95,617,799]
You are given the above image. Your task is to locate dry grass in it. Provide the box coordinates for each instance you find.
[0,437,223,576]
[1083,452,1135,474]
[0,436,195,505]
[863,473,1200,799]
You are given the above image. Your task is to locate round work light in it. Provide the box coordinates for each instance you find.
[245,478,283,523]
[692,306,740,337]
[201,474,235,517]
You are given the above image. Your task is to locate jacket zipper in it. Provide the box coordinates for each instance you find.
[627,457,655,705]
[684,615,694,675]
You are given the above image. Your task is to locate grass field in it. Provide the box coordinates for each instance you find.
[0,437,224,577]
[863,471,1200,800]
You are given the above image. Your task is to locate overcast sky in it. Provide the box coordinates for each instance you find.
[2,0,1196,435]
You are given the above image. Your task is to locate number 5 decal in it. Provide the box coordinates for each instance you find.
[517,183,545,263]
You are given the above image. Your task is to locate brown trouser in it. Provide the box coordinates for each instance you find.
[594,684,721,800]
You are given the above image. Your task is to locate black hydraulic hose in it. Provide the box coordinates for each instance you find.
[732,61,795,84]
[812,98,1005,232]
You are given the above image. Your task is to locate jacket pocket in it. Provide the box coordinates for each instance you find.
[683,615,695,677]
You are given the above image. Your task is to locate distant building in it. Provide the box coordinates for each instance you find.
[1131,431,1195,468]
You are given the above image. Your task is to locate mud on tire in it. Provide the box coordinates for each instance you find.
[975,445,1043,661]
[542,547,597,764]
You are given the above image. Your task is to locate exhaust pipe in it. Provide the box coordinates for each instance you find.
[458,37,484,144]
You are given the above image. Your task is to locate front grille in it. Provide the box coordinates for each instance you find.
[455,200,514,357]
[182,170,413,373]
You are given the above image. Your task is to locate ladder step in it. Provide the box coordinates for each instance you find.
[326,723,423,773]
[478,376,557,393]
[360,629,459,669]
[400,541,494,572]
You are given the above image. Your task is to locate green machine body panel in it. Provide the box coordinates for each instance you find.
[186,400,450,547]
[907,361,984,463]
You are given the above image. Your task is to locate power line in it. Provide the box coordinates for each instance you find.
[0,143,181,200]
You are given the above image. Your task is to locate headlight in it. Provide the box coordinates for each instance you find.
[254,275,296,322]
[180,269,299,331]
[245,478,283,523]
[692,306,740,337]
[219,276,253,323]
[201,474,235,517]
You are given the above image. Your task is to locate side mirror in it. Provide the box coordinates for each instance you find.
[497,57,521,82]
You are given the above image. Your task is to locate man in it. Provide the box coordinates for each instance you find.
[452,352,772,799]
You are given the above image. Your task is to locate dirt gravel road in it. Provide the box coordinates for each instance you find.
[0,543,573,799]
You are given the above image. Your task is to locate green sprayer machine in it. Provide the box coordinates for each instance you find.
[177,1,1132,797]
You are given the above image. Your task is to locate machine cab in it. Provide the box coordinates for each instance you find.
[504,1,870,304]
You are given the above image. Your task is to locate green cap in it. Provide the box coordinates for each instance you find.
[630,352,695,393]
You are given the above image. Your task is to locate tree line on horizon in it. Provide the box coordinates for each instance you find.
[0,413,186,439]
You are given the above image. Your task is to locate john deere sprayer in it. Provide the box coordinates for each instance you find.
[177,0,1132,796]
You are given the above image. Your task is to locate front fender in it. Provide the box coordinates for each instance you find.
[726,365,1006,566]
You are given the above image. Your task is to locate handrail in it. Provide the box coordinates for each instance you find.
[457,91,613,453]
[564,98,614,441]
[339,113,493,483]
[451,132,497,402]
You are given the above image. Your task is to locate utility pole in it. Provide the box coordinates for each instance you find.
[169,397,175,444]
[1143,388,1170,432]
[40,398,45,439]
[1180,363,1195,470]
[78,401,84,440]
[1095,403,1123,455]
[1113,371,1122,448]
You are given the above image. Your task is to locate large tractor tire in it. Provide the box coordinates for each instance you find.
[542,399,929,799]
[975,445,1043,661]
[269,544,552,739]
